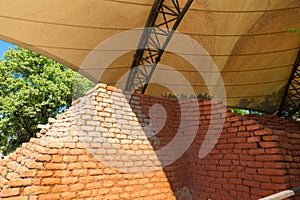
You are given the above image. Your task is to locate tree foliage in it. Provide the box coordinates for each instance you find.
[0,47,95,154]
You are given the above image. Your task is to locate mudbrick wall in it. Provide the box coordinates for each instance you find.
[0,83,299,200]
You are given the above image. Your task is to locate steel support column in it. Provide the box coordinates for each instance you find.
[124,0,194,93]
[277,50,300,118]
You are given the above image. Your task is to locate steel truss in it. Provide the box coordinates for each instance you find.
[124,0,194,93]
[278,50,300,118]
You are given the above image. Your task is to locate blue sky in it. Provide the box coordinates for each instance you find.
[0,40,15,59]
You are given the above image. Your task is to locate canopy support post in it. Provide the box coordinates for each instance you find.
[124,0,194,93]
[277,50,300,118]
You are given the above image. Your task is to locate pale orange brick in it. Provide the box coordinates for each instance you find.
[20,169,37,178]
[69,183,84,191]
[61,192,76,199]
[72,169,88,176]
[69,149,84,155]
[35,154,51,162]
[52,185,69,193]
[0,176,9,186]
[78,190,91,198]
[0,196,27,200]
[63,156,77,162]
[64,142,76,149]
[9,178,31,187]
[41,178,60,185]
[120,193,130,198]
[48,142,64,149]
[40,148,57,155]
[24,161,43,169]
[0,188,20,197]
[98,188,110,195]
[78,176,94,184]
[45,163,66,170]
[86,182,102,189]
[111,187,123,193]
[23,186,50,195]
[37,171,53,177]
[32,178,41,185]
[77,155,90,162]
[104,194,119,200]
[38,193,60,200]
[53,170,71,177]
[51,155,63,163]
[103,180,114,187]
[82,162,97,169]
[62,177,78,185]
[6,172,20,180]
[89,169,103,175]
[67,163,82,170]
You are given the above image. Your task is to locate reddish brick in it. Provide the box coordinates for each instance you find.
[243,120,256,125]
[259,142,279,148]
[227,137,246,143]
[224,172,237,178]
[264,162,286,169]
[253,175,271,182]
[261,183,289,190]
[238,172,253,180]
[236,185,250,193]
[228,178,242,184]
[258,169,287,176]
[249,149,265,155]
[270,176,289,183]
[263,135,279,141]
[256,155,284,162]
[265,148,282,154]
[254,129,272,136]
[247,136,261,143]
[251,188,273,197]
[237,131,250,137]
[235,143,257,149]
[243,180,260,188]
[228,127,238,133]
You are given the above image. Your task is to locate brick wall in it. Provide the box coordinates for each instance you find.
[0,83,299,200]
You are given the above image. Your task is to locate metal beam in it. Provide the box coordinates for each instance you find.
[124,0,194,93]
[277,49,300,118]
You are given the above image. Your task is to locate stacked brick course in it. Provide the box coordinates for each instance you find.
[0,83,299,200]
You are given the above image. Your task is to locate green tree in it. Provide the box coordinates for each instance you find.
[0,47,95,154]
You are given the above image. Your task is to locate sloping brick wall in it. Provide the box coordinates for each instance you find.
[0,83,299,200]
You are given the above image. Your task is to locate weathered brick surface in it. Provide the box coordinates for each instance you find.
[0,83,299,200]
